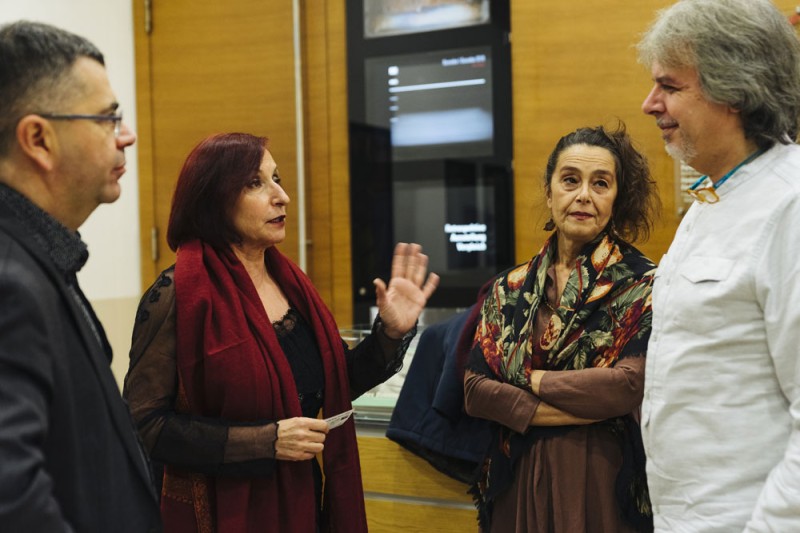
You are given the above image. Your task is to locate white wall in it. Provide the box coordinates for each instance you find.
[0,0,141,301]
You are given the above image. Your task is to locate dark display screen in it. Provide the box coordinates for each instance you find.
[365,47,493,161]
[347,0,512,321]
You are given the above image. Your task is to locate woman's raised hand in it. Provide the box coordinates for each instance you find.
[373,242,440,339]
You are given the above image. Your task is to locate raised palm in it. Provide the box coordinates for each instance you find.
[373,243,439,338]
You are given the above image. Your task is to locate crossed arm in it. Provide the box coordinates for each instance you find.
[463,357,645,433]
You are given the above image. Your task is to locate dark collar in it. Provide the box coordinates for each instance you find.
[0,183,89,278]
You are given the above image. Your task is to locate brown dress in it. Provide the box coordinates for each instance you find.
[463,268,645,533]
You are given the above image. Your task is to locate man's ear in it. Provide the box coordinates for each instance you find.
[15,115,58,172]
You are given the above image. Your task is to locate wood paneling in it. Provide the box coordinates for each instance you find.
[510,0,676,264]
[357,436,472,502]
[301,0,353,324]
[133,2,800,531]
[298,0,689,329]
[300,0,331,303]
[136,0,299,286]
[357,436,476,532]
[138,0,800,321]
[325,1,355,326]
[365,499,476,533]
[509,0,800,264]
[133,0,156,286]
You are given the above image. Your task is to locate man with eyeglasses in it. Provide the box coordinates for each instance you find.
[637,1,800,531]
[0,21,160,532]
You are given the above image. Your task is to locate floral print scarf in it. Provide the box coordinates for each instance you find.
[468,232,655,531]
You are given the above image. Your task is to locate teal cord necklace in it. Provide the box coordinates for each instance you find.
[687,148,765,203]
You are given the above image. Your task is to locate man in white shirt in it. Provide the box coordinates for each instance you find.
[637,0,800,531]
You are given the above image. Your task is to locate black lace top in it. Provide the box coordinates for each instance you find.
[123,266,414,489]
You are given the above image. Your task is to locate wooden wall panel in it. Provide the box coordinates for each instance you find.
[136,0,299,285]
[138,0,800,320]
[357,437,472,502]
[509,0,800,264]
[301,1,333,304]
[133,0,156,286]
[301,0,353,325]
[510,0,676,264]
[299,0,694,327]
[357,436,476,532]
[365,499,476,532]
[323,1,355,325]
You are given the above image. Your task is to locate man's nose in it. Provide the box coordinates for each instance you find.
[642,85,662,115]
[117,121,136,147]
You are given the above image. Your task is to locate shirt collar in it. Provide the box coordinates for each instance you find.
[713,142,780,199]
[0,183,89,277]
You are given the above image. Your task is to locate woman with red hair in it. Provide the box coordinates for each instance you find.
[124,132,438,532]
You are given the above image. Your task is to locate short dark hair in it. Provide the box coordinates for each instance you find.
[167,132,268,251]
[544,123,660,243]
[0,21,104,156]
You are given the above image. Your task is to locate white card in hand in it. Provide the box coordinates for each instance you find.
[324,409,354,429]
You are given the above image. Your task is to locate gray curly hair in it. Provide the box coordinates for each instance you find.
[637,0,800,149]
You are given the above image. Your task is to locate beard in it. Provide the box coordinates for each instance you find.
[664,130,697,166]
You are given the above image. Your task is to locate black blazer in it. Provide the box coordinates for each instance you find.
[0,211,160,532]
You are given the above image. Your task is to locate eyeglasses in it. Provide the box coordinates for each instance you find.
[686,186,720,204]
[38,110,123,138]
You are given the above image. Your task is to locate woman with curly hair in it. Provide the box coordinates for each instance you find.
[464,124,660,532]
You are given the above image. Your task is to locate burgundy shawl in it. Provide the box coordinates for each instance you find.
[167,240,367,532]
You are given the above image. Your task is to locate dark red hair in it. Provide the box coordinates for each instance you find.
[167,132,268,251]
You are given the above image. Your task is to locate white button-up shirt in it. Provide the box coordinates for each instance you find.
[643,143,800,532]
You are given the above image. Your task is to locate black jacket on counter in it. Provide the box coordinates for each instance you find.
[387,307,492,484]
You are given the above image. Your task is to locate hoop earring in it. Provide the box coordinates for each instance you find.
[543,218,556,231]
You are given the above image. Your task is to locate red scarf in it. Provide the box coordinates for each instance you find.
[168,240,367,532]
